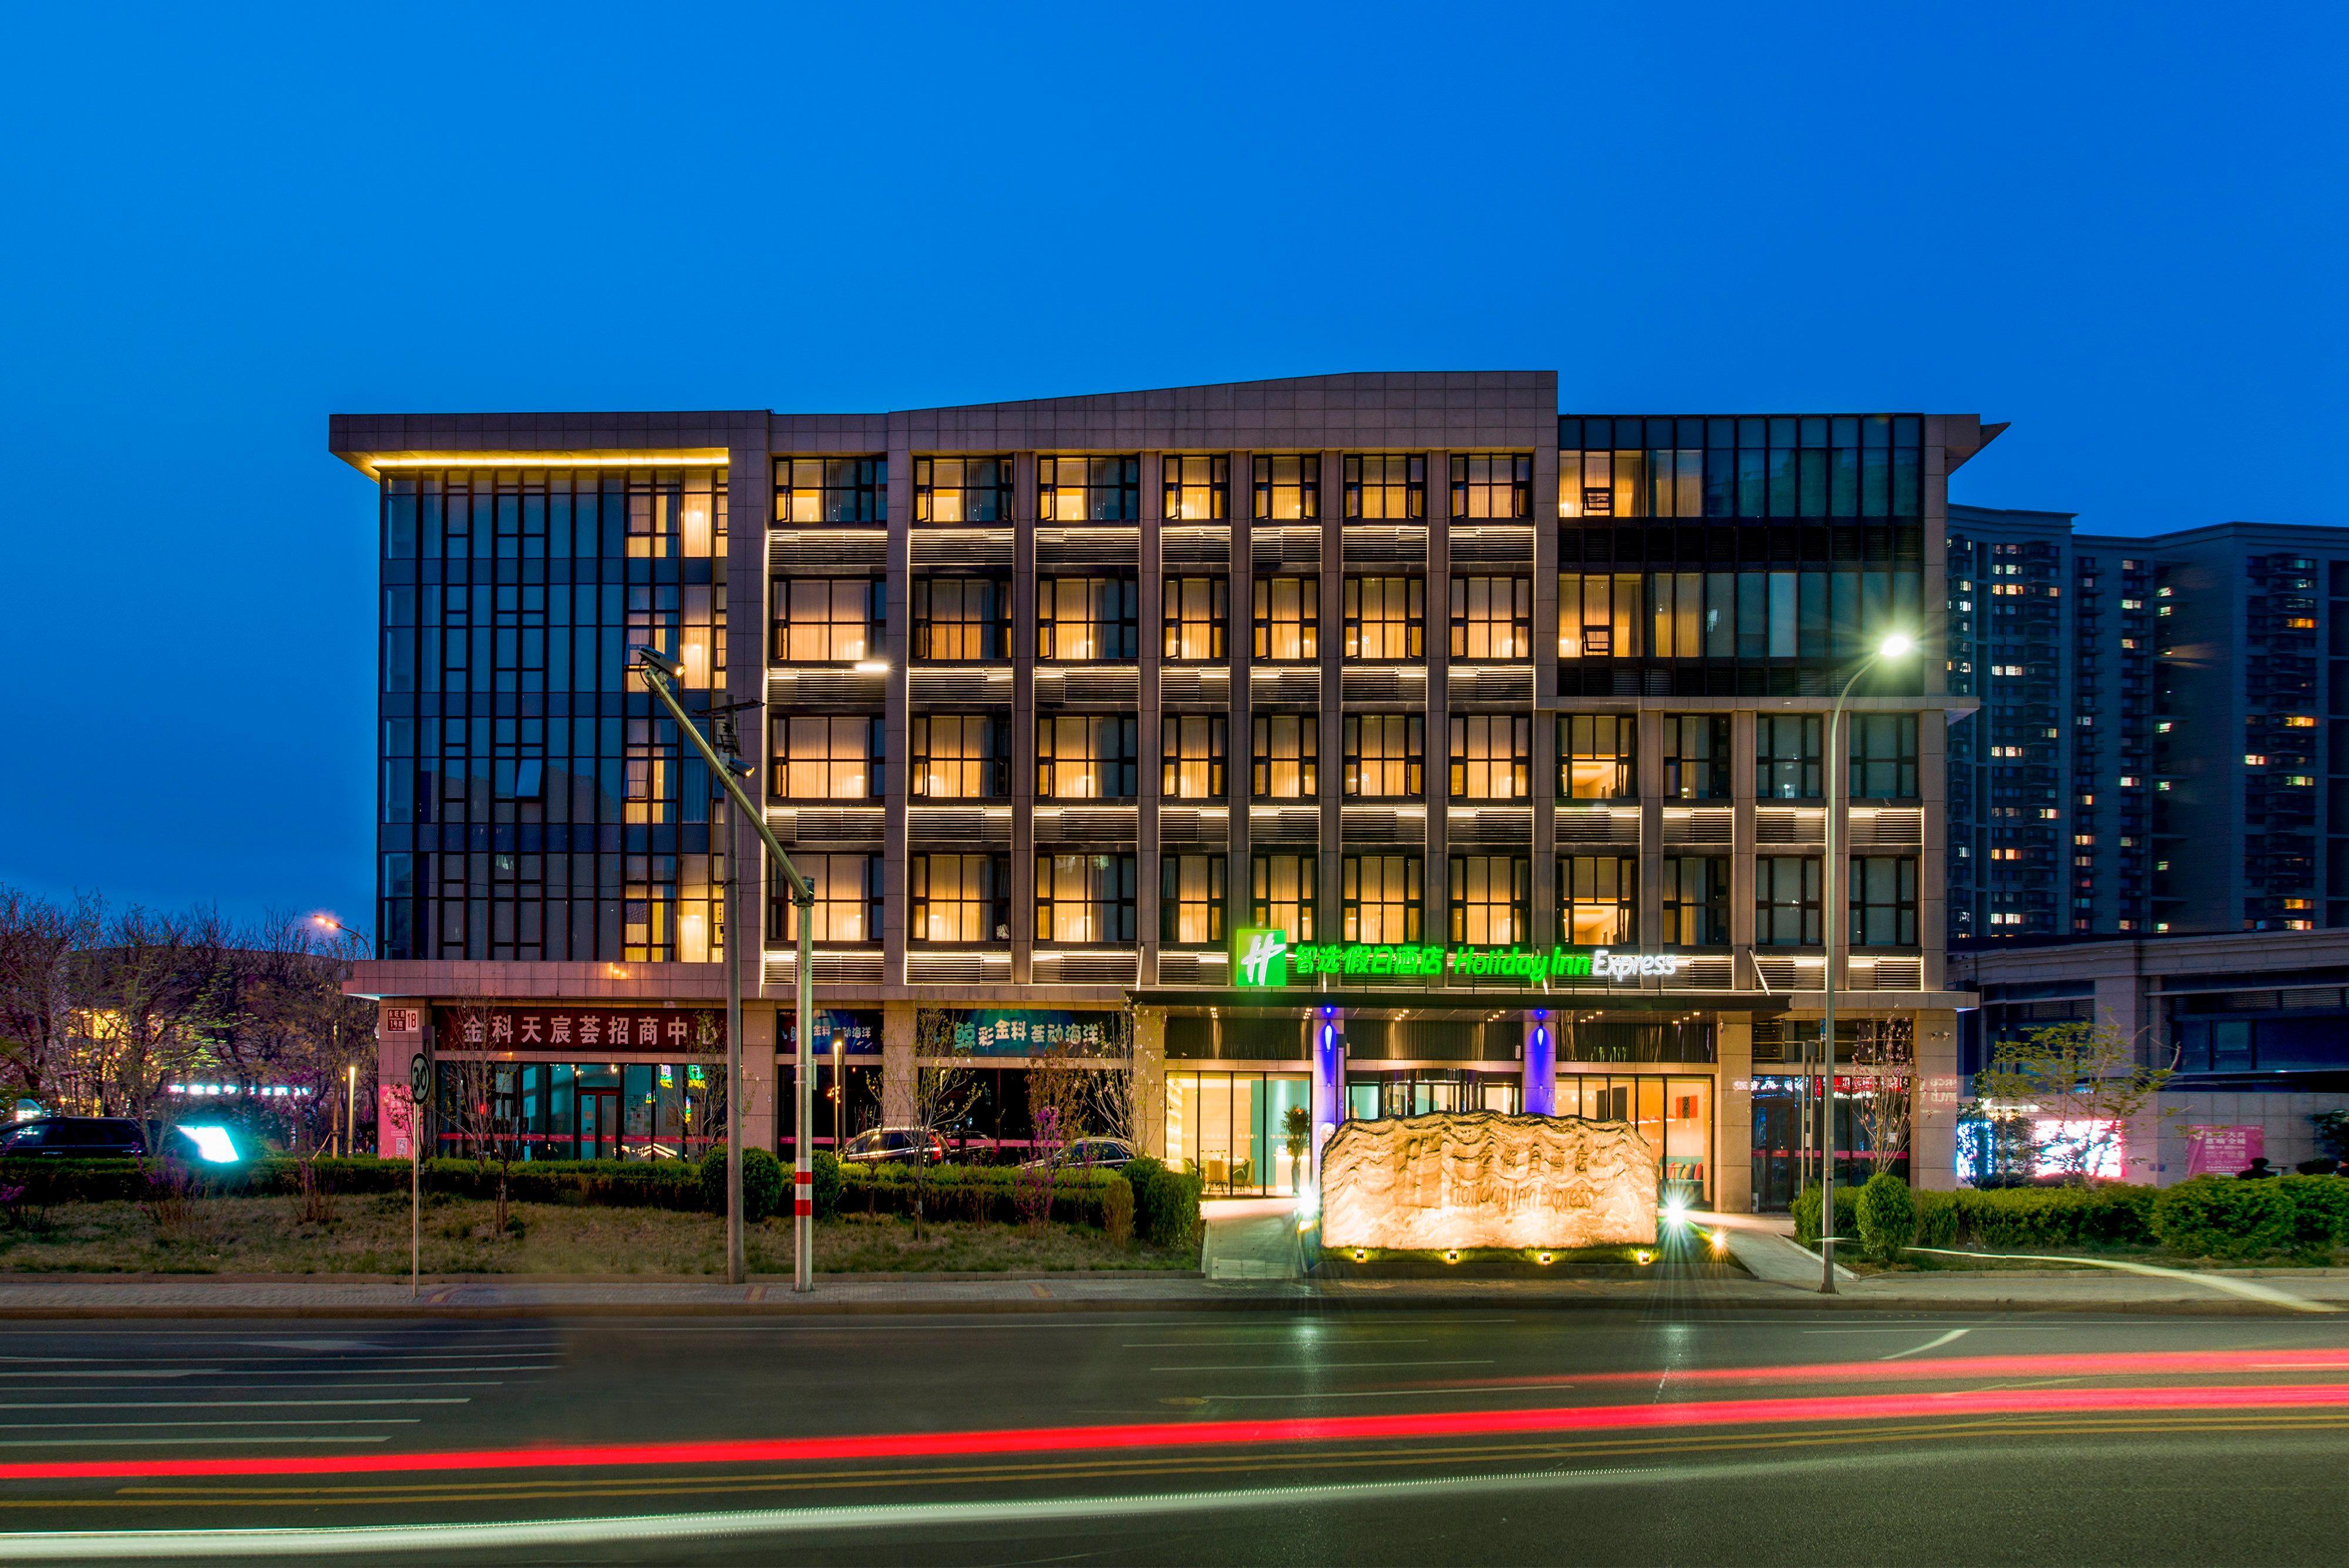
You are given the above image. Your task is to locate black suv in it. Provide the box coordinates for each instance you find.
[0,1117,149,1158]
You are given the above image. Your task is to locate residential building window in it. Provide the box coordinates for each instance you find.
[1038,455,1140,522]
[1450,576,1532,660]
[909,715,1009,799]
[1344,454,1425,519]
[1755,856,1822,945]
[1163,455,1229,521]
[1559,573,1644,658]
[1254,455,1319,521]
[1450,453,1531,519]
[1449,854,1530,945]
[774,457,886,524]
[770,716,883,800]
[1162,714,1227,799]
[1850,857,1919,946]
[1757,715,1823,799]
[911,577,1011,661]
[1035,853,1138,943]
[1663,715,1731,800]
[1036,577,1140,661]
[1036,715,1138,800]
[1252,714,1318,799]
[1560,855,1637,944]
[1559,714,1635,800]
[1849,714,1920,799]
[1450,715,1531,801]
[909,853,1009,943]
[767,853,883,944]
[1343,714,1424,799]
[913,456,1012,523]
[1251,853,1318,941]
[1252,577,1320,661]
[1342,854,1421,943]
[770,577,884,663]
[1661,857,1730,946]
[1162,577,1229,661]
[1343,576,1425,659]
[1160,854,1227,945]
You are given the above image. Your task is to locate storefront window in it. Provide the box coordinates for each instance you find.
[1164,1071,1311,1194]
[1557,1072,1713,1204]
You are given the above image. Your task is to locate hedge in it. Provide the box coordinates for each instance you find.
[1798,1181,2162,1252]
[2152,1176,2349,1261]
[1855,1174,1917,1262]
[831,1163,1135,1229]
[1122,1156,1204,1249]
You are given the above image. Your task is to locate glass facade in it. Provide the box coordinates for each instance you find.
[1166,1071,1312,1194]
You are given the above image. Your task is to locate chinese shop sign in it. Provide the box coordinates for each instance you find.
[948,1010,1118,1057]
[1230,928,1685,989]
[431,1006,723,1052]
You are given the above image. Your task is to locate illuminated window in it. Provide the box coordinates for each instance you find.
[774,457,886,524]
[1450,715,1531,800]
[1036,716,1139,800]
[1160,855,1227,945]
[911,577,1011,661]
[913,456,1011,523]
[1162,577,1229,661]
[909,854,1009,943]
[1253,853,1319,941]
[1162,715,1228,800]
[1342,576,1425,659]
[1036,577,1139,661]
[1252,455,1318,521]
[1343,714,1424,799]
[1251,714,1318,799]
[1162,455,1228,521]
[910,716,1009,799]
[1448,855,1530,945]
[1251,577,1320,661]
[1562,855,1638,944]
[770,716,883,800]
[1449,453,1531,519]
[766,853,883,944]
[1339,853,1416,943]
[1560,714,1635,800]
[1038,455,1140,522]
[1034,854,1138,943]
[770,577,883,662]
[1559,573,1644,658]
[1343,454,1425,519]
[1449,576,1532,660]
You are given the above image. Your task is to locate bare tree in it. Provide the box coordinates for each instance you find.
[909,1007,981,1230]
[0,887,99,1112]
[1850,1015,1914,1177]
[219,914,376,1154]
[1082,1008,1144,1150]
[82,906,235,1135]
[438,1000,529,1232]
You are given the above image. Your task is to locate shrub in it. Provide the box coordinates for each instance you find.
[1102,1175,1134,1246]
[742,1149,785,1223]
[810,1151,843,1220]
[834,1163,1125,1227]
[1123,1156,1203,1250]
[1913,1190,1958,1250]
[1791,1184,1857,1249]
[2155,1175,2349,1261]
[1856,1173,1918,1262]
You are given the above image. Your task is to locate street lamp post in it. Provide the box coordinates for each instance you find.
[634,647,819,1293]
[311,916,371,1157]
[1819,632,1916,1294]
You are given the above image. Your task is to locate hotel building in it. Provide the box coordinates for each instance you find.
[333,374,1996,1211]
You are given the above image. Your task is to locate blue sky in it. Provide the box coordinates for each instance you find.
[0,0,2340,927]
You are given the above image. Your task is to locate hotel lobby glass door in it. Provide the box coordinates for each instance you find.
[578,1089,619,1161]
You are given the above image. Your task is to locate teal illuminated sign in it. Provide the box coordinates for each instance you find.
[1230,931,1684,988]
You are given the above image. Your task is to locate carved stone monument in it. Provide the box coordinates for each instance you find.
[1320,1111,1658,1251]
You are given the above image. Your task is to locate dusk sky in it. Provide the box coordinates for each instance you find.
[1,1,2340,929]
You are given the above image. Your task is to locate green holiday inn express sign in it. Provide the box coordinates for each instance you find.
[1230,928,1686,988]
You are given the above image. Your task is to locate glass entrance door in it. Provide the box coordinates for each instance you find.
[579,1089,620,1161]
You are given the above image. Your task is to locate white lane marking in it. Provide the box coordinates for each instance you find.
[0,1382,508,1394]
[0,1437,390,1449]
[0,1355,554,1367]
[0,1399,467,1411]
[1903,1248,2344,1314]
[1122,1338,1431,1348]
[1880,1328,1972,1361]
[1196,1383,1575,1402]
[1151,1359,1495,1373]
[0,1419,421,1429]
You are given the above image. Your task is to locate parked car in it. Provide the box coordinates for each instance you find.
[839,1127,948,1167]
[1020,1137,1136,1172]
[0,1116,241,1163]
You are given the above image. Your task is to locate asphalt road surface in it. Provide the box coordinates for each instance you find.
[4,1306,2349,1564]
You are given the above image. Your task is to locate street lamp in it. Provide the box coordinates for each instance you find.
[1819,630,1917,1294]
[633,645,818,1293]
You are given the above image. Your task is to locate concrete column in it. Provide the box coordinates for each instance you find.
[1522,1008,1557,1115]
[1319,448,1345,938]
[1532,432,1559,950]
[1133,1007,1167,1158]
[884,418,912,988]
[1638,709,1664,951]
[1425,450,1451,943]
[1229,452,1253,921]
[1717,1012,1754,1213]
[1310,1008,1346,1177]
[1139,452,1163,985]
[1913,1007,1960,1190]
[1731,711,1758,988]
[1012,453,1036,983]
[745,1005,779,1155]
[880,1001,916,1126]
[1919,704,1950,992]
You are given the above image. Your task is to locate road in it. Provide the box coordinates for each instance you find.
[3,1307,2348,1563]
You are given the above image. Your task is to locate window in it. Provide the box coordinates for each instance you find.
[1849,714,1920,799]
[1450,714,1530,801]
[1755,857,1822,945]
[1663,715,1731,800]
[1036,716,1138,800]
[1343,714,1423,799]
[1661,857,1729,946]
[1559,573,1643,658]
[1343,576,1425,659]
[1560,714,1635,800]
[771,716,883,800]
[1254,455,1319,520]
[1450,453,1530,519]
[1344,455,1425,519]
[1850,857,1919,947]
[1342,854,1421,942]
[1036,577,1139,661]
[774,457,886,524]
[767,853,882,944]
[1252,577,1320,660]
[1162,577,1228,661]
[1035,853,1138,943]
[1252,714,1319,799]
[771,578,883,663]
[1449,855,1529,945]
[1450,576,1532,660]
[1252,853,1318,941]
[911,577,1011,661]
[910,853,1009,943]
[1163,455,1228,521]
[1560,855,1637,944]
[1162,714,1227,799]
[910,716,1009,799]
[913,456,1011,523]
[1160,854,1227,945]
[1038,455,1140,522]
[1756,715,1823,799]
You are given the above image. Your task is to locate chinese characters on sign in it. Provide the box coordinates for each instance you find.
[430,1007,724,1052]
[948,1010,1118,1058]
[2184,1124,2264,1177]
[1230,931,1687,988]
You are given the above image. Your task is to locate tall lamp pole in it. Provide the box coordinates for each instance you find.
[634,647,819,1293]
[311,915,372,1157]
[1819,631,1917,1294]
